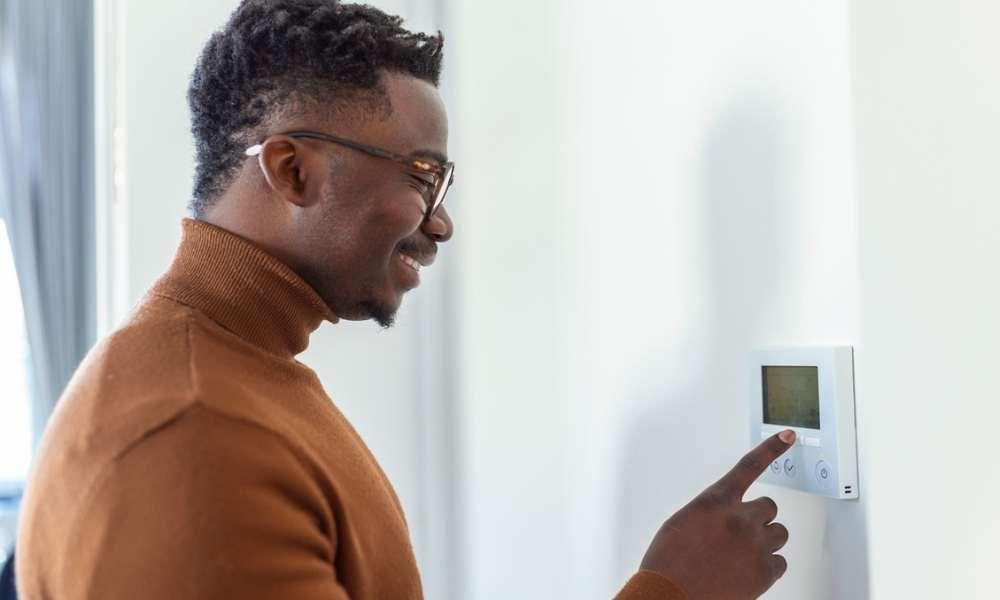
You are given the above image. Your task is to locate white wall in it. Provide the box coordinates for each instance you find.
[104,1,458,598]
[561,2,867,597]
[452,1,866,598]
[851,0,1000,597]
[448,1,567,597]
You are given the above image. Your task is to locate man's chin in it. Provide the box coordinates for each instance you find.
[358,298,399,329]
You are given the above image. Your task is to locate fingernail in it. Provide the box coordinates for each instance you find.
[779,430,796,444]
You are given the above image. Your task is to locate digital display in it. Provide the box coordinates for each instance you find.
[762,366,820,429]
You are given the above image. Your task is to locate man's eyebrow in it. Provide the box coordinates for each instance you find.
[410,148,449,165]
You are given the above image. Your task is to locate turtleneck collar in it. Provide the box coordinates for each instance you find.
[151,219,338,357]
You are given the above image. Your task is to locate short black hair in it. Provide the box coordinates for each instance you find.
[187,0,444,216]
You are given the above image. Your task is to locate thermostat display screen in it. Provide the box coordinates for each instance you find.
[762,366,820,429]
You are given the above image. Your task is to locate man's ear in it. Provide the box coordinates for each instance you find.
[256,136,311,207]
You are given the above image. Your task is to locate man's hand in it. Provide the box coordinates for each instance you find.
[639,431,796,599]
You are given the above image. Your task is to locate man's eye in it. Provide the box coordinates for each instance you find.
[409,174,434,190]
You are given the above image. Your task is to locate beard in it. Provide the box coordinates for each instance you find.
[358,298,397,329]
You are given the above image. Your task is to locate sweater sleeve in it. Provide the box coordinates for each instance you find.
[614,570,689,600]
[69,405,350,599]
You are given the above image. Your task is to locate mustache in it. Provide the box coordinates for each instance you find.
[397,237,437,259]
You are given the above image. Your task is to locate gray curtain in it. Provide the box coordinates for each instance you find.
[0,0,96,450]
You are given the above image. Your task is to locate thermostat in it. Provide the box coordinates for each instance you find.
[749,346,859,499]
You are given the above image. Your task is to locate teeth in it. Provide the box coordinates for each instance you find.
[399,252,421,272]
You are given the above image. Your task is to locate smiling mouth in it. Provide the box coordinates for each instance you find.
[398,252,422,272]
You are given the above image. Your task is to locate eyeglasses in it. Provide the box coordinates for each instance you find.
[245,130,454,220]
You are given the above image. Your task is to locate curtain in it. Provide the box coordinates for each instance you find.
[0,0,96,450]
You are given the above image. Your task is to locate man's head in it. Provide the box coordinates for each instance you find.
[187,0,453,328]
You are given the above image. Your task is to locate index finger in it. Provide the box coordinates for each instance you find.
[716,430,796,499]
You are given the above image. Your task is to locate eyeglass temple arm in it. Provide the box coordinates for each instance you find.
[244,135,398,162]
[246,133,450,176]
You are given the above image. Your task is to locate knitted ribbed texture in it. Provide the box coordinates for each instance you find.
[615,570,689,599]
[151,218,337,357]
[17,220,422,599]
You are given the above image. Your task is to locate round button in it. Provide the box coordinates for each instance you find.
[770,460,781,474]
[783,458,796,478]
[815,460,833,488]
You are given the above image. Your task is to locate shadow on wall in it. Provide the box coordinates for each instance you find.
[612,98,793,582]
[612,99,870,599]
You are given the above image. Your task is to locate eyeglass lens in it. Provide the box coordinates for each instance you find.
[429,165,454,217]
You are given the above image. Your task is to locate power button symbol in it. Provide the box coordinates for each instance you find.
[815,460,833,488]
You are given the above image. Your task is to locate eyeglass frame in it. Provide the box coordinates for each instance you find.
[245,130,455,220]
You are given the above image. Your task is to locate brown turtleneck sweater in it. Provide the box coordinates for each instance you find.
[16,219,685,599]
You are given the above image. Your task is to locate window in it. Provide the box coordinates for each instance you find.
[0,218,32,486]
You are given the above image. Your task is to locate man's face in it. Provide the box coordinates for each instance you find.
[294,71,453,327]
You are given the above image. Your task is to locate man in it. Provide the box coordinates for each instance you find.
[16,1,793,598]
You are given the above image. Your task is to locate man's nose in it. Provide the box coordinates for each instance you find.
[421,206,453,243]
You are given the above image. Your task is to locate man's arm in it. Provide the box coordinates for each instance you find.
[71,405,350,599]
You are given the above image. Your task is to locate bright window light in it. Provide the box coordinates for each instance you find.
[0,219,32,485]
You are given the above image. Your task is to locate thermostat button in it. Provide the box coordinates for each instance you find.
[803,437,821,447]
[815,460,833,488]
[770,460,781,474]
[783,459,796,478]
